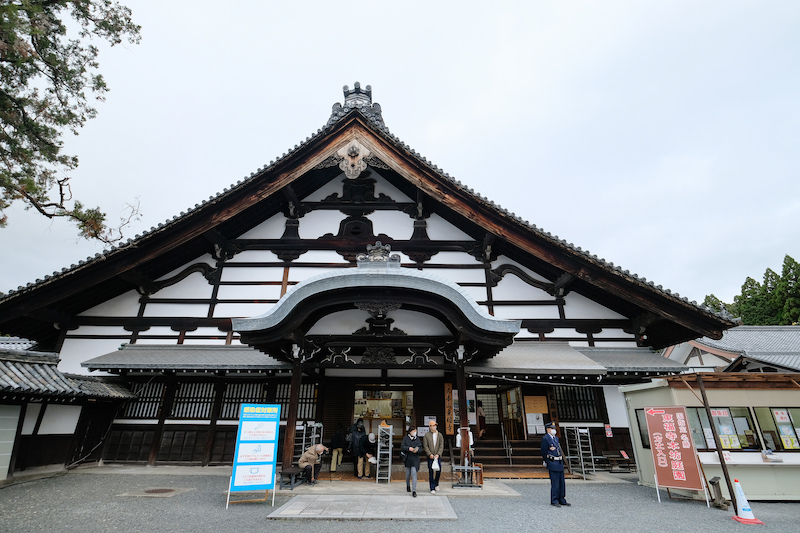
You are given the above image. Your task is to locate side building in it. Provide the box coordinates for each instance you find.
[0,84,734,474]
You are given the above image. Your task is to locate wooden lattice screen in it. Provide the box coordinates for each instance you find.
[219,382,269,419]
[120,382,164,419]
[276,382,317,420]
[170,382,215,419]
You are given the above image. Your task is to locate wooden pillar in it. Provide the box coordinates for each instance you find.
[202,380,226,466]
[455,350,469,467]
[697,374,737,510]
[149,377,176,466]
[281,362,302,468]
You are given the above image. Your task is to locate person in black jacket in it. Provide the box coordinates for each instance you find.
[350,418,367,478]
[401,425,422,497]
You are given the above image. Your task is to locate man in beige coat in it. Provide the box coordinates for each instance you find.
[422,419,445,493]
[298,443,328,485]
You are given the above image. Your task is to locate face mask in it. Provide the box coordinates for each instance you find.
[549,429,556,435]
[410,432,417,438]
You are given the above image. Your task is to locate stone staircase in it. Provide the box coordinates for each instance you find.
[471,438,548,477]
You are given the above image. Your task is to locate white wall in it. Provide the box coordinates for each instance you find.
[38,404,82,435]
[603,385,629,427]
[0,405,21,478]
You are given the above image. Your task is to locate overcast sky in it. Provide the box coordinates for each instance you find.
[2,1,798,306]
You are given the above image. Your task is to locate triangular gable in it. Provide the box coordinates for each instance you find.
[0,84,734,350]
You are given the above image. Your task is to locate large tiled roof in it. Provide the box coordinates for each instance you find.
[695,326,800,372]
[82,344,291,372]
[0,350,133,399]
[0,84,732,330]
[697,326,800,354]
[0,337,35,351]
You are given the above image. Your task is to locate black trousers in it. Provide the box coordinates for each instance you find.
[548,468,566,503]
[303,463,321,482]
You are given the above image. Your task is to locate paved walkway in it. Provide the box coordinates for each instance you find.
[268,494,457,520]
[2,465,797,532]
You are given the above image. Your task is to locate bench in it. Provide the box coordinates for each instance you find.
[602,451,633,473]
[279,466,305,490]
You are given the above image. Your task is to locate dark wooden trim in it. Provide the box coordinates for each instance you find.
[31,402,46,435]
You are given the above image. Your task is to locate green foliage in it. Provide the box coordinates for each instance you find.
[707,255,800,325]
[0,0,140,241]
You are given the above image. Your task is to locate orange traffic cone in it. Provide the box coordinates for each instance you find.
[731,479,764,525]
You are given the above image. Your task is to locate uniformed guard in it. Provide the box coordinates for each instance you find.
[541,422,571,507]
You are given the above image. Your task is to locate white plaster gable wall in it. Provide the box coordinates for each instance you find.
[491,304,559,320]
[491,257,552,283]
[425,213,474,241]
[59,337,123,374]
[290,250,347,263]
[593,329,633,339]
[298,210,345,240]
[216,283,283,301]
[151,271,213,299]
[369,171,414,202]
[154,255,216,281]
[235,212,287,240]
[428,268,486,284]
[213,302,269,318]
[305,309,451,336]
[423,251,479,265]
[221,266,285,283]
[686,353,731,369]
[226,250,280,263]
[492,274,554,301]
[306,309,371,335]
[78,290,140,317]
[563,292,627,319]
[603,385,629,427]
[301,173,347,201]
[369,210,413,240]
[387,310,450,335]
[143,303,209,318]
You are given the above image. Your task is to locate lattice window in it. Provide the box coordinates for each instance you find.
[170,382,215,419]
[120,382,165,419]
[552,386,602,422]
[276,382,317,420]
[219,382,269,419]
[476,393,500,424]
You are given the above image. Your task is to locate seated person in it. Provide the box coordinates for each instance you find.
[298,443,328,485]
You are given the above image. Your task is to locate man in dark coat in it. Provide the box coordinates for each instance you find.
[350,418,367,478]
[541,422,571,507]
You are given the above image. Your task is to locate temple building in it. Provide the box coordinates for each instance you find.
[0,84,734,475]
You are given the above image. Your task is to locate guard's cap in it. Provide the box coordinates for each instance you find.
[545,422,556,429]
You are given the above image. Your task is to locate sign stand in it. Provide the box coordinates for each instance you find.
[226,403,281,509]
[645,406,708,505]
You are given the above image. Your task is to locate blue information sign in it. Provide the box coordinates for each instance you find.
[229,403,281,494]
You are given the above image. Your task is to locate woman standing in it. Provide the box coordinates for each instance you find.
[401,425,422,497]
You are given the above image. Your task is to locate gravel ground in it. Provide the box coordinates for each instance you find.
[0,471,797,532]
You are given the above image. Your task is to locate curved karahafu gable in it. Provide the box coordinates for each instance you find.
[233,242,521,360]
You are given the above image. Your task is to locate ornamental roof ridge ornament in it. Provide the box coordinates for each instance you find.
[327,81,385,128]
[356,241,401,269]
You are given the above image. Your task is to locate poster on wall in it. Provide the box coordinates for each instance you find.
[526,413,544,435]
[227,403,281,508]
[452,389,477,427]
[643,406,704,492]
